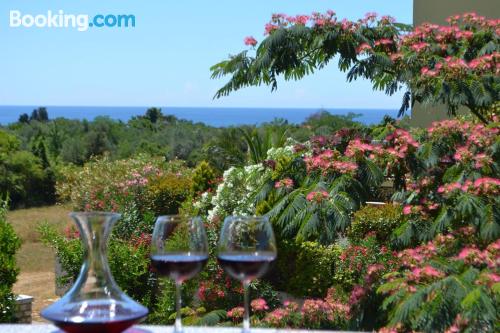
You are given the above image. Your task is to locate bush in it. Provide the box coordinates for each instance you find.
[38,223,157,312]
[0,199,21,323]
[146,172,193,215]
[191,161,216,194]
[271,240,339,298]
[348,204,404,244]
[0,130,52,208]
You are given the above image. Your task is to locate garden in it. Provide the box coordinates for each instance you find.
[0,9,499,333]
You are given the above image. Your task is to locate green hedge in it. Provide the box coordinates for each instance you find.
[0,200,21,323]
[348,204,404,244]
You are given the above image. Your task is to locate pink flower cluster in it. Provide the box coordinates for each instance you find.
[437,177,500,197]
[455,240,499,269]
[306,190,329,203]
[244,36,258,46]
[345,139,375,158]
[356,43,372,54]
[398,241,439,268]
[348,285,366,306]
[274,177,294,189]
[304,149,358,175]
[407,265,444,282]
[263,290,350,328]
[227,306,244,320]
[383,129,419,159]
[263,10,338,35]
[250,298,269,312]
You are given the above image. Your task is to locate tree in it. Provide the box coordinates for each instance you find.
[145,107,162,124]
[211,11,499,123]
[18,113,29,124]
[30,107,49,122]
[0,130,47,207]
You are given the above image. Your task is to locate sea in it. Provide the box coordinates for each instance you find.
[0,106,401,127]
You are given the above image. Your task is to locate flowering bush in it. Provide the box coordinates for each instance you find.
[56,154,193,238]
[378,232,499,332]
[189,117,499,331]
[259,289,349,329]
[394,119,500,247]
[212,11,499,123]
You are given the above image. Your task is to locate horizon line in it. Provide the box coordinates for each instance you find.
[0,105,400,111]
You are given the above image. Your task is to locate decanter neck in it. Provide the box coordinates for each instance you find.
[70,212,121,296]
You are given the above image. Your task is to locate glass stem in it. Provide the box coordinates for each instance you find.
[175,281,182,333]
[243,280,250,333]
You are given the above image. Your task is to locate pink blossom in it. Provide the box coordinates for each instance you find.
[411,42,429,52]
[294,15,310,25]
[227,306,244,320]
[251,298,269,312]
[374,38,393,46]
[244,36,258,46]
[348,285,366,305]
[332,161,358,174]
[264,308,288,326]
[306,190,330,203]
[264,23,278,35]
[403,205,412,215]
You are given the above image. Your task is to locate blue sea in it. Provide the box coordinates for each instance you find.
[0,106,401,127]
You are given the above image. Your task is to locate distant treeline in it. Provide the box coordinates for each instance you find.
[0,107,395,208]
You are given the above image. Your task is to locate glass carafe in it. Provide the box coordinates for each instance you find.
[41,212,148,333]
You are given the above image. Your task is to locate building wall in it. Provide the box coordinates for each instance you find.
[410,0,500,127]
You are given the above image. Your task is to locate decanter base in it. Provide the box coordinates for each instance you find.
[50,315,146,333]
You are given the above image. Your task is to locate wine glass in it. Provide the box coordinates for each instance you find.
[217,216,277,333]
[151,215,208,333]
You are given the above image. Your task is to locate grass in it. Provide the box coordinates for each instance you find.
[7,204,72,272]
[7,204,73,322]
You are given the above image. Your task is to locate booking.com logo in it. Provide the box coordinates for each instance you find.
[9,10,135,31]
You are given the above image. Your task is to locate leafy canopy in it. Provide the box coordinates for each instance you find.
[211,11,499,123]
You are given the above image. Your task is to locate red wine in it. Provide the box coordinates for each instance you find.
[217,253,276,281]
[151,254,208,282]
[53,317,141,333]
[44,300,148,333]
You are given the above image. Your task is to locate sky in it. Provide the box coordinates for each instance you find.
[0,1,413,109]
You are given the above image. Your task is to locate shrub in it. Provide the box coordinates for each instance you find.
[378,232,500,332]
[0,130,51,208]
[191,161,216,194]
[146,172,193,215]
[271,240,339,298]
[38,223,156,312]
[348,204,404,244]
[0,199,21,323]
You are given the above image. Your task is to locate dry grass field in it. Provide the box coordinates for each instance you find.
[7,205,73,322]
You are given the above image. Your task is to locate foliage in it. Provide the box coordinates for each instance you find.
[146,172,193,216]
[190,161,217,195]
[211,11,499,123]
[0,130,53,208]
[38,223,157,312]
[3,107,368,208]
[394,119,500,247]
[348,204,405,244]
[272,240,339,297]
[378,232,499,332]
[191,117,499,331]
[0,199,21,323]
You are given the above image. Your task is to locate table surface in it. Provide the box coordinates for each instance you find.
[0,324,361,333]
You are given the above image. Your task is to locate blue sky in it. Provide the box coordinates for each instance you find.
[0,1,413,109]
